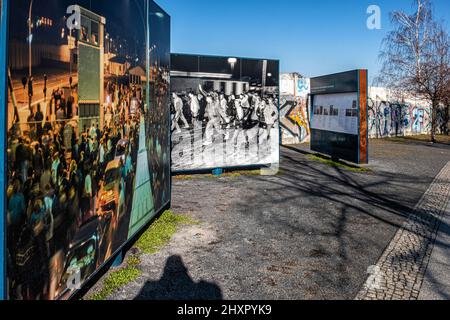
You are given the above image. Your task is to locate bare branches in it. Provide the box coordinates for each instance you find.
[377,0,450,138]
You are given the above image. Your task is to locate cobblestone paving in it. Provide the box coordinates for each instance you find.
[356,161,450,300]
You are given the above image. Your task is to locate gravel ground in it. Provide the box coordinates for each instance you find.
[101,138,450,300]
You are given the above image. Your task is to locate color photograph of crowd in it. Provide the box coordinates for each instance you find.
[5,0,170,300]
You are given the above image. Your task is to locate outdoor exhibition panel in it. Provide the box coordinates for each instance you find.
[310,70,368,164]
[2,0,171,300]
[171,54,280,173]
[0,0,8,300]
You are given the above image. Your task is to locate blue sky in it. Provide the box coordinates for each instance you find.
[156,0,450,83]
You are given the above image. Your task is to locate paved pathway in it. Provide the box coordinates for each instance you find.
[356,161,450,300]
[418,198,450,300]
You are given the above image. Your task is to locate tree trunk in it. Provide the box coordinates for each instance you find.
[431,101,439,143]
[446,104,450,135]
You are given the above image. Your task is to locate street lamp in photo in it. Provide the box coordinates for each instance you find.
[261,60,268,97]
[68,19,78,89]
[133,0,164,111]
[28,0,34,113]
[149,44,156,80]
[228,57,237,72]
[43,74,47,103]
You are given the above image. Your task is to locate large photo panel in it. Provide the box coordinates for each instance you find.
[171,54,280,172]
[0,0,7,301]
[5,0,170,300]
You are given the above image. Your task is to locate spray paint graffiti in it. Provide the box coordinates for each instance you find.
[280,96,310,144]
[366,86,448,138]
[412,108,426,133]
[280,73,310,144]
[280,82,445,143]
[368,93,442,138]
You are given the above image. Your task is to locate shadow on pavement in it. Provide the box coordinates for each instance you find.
[134,255,223,300]
[230,144,450,298]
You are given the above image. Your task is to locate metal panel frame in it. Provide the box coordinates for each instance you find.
[0,0,9,301]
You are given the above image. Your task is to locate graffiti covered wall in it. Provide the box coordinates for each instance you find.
[368,87,446,138]
[280,73,310,145]
[280,80,445,144]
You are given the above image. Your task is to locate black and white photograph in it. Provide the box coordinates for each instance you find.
[170,54,280,172]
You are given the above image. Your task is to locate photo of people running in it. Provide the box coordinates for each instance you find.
[171,55,280,172]
[5,0,170,300]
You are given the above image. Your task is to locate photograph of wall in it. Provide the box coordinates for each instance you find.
[5,0,170,300]
[171,54,280,172]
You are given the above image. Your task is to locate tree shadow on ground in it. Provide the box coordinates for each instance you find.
[228,145,450,298]
[134,255,223,300]
[381,137,450,149]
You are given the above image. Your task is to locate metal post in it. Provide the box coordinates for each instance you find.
[28,0,33,113]
[69,27,72,88]
[146,0,150,114]
[262,60,267,98]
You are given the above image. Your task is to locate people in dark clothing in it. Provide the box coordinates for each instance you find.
[6,74,148,300]
[34,104,44,139]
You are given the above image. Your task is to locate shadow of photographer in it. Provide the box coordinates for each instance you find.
[134,255,223,300]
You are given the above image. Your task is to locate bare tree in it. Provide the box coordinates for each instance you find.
[443,80,450,134]
[377,0,450,141]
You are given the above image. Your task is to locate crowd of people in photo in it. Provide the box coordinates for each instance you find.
[171,85,279,147]
[146,68,171,211]
[6,81,144,300]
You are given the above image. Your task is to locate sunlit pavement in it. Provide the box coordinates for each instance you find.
[357,161,450,300]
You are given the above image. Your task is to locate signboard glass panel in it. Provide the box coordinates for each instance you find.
[311,92,359,135]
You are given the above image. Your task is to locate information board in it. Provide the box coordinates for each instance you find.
[310,70,368,164]
[311,92,359,135]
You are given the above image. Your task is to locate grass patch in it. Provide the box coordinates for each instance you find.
[307,154,372,173]
[88,252,142,301]
[87,211,198,300]
[174,168,283,180]
[173,175,196,181]
[134,210,198,254]
[386,134,450,145]
[127,255,142,267]
[216,170,262,178]
[89,265,142,300]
